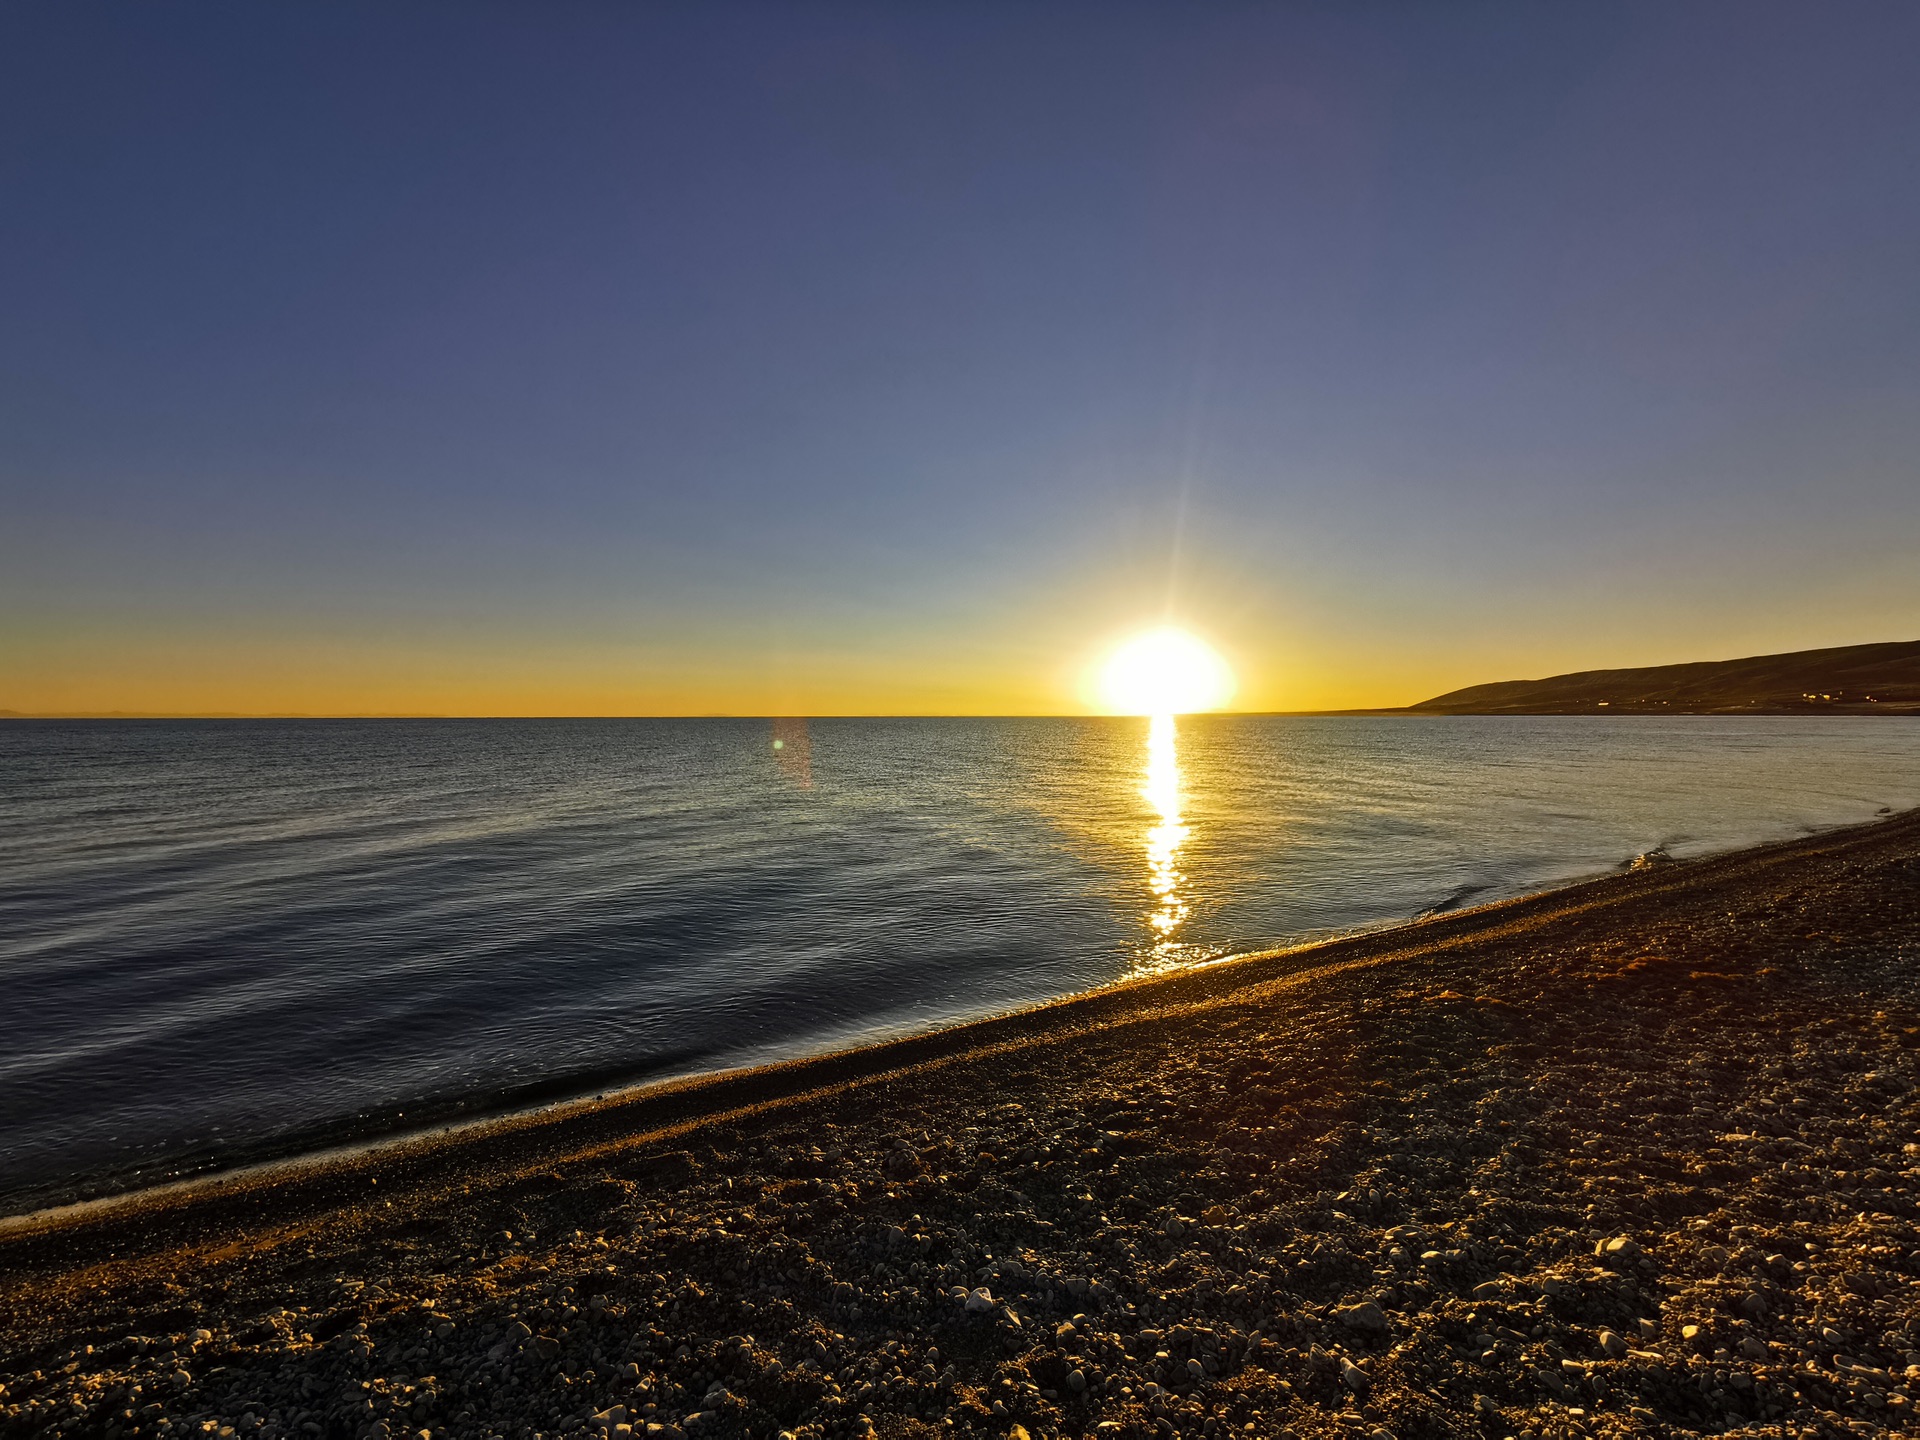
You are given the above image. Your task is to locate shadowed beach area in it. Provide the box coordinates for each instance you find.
[5,810,1920,1440]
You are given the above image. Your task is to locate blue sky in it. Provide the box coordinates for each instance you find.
[4,1,1918,712]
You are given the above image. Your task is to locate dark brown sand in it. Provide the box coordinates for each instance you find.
[6,810,1920,1440]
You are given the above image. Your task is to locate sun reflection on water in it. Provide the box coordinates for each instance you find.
[1138,712,1193,972]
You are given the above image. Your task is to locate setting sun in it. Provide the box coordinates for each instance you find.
[1099,627,1236,715]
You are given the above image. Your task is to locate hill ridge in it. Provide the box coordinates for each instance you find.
[1411,639,1920,715]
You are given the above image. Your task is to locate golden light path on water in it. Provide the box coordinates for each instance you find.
[1094,626,1233,972]
[1139,711,1191,971]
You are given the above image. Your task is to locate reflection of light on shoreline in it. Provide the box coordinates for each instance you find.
[1140,712,1190,969]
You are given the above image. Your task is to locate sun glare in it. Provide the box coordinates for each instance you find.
[1099,628,1235,715]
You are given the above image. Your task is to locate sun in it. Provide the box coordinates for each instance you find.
[1099,628,1236,715]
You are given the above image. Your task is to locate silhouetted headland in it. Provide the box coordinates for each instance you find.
[1406,639,1920,716]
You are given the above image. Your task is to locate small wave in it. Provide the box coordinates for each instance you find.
[1418,883,1489,918]
[1629,844,1674,871]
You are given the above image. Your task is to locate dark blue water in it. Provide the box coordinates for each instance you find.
[2,715,1916,1211]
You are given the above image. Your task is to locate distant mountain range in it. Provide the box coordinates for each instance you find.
[1408,640,1920,715]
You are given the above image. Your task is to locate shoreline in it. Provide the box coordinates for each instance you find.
[0,857,1572,1237]
[0,814,1852,1233]
[6,807,1920,1439]
[8,803,1906,1229]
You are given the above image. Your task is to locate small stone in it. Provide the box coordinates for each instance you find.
[1473,1394,1498,1417]
[965,1288,995,1314]
[1598,1330,1628,1359]
[1739,1337,1768,1360]
[1067,1369,1087,1393]
[1009,1427,1031,1440]
[1341,1361,1368,1391]
[1334,1302,1388,1335]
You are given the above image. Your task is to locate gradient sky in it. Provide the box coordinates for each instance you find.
[4,2,1919,715]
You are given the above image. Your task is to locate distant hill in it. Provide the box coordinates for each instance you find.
[1410,640,1920,715]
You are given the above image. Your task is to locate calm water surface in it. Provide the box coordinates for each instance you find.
[2,715,1916,1209]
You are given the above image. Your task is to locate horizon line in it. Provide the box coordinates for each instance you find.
[0,708,1407,721]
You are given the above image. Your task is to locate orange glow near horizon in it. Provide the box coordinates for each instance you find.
[6,611,1713,717]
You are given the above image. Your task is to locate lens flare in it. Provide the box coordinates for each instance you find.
[1099,628,1235,715]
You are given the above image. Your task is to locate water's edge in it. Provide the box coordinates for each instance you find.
[10,805,1910,1225]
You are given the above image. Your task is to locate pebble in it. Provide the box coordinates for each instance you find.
[1333,1301,1387,1335]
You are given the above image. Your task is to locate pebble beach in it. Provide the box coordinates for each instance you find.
[4,808,1920,1440]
